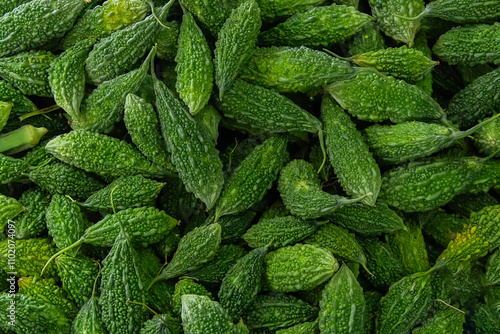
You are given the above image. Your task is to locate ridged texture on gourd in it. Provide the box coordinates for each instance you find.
[275,320,319,334]
[175,12,213,115]
[322,95,380,205]
[447,68,500,129]
[359,238,405,288]
[181,295,235,334]
[0,102,11,132]
[29,162,104,201]
[243,293,319,330]
[258,0,327,22]
[82,175,164,211]
[447,193,498,217]
[0,0,85,57]
[0,80,37,118]
[154,75,224,210]
[71,297,107,334]
[319,264,365,333]
[0,153,28,184]
[48,38,95,120]
[0,238,57,277]
[171,279,213,316]
[412,307,465,334]
[45,131,165,178]
[62,0,149,49]
[0,194,24,232]
[386,222,430,274]
[140,314,183,334]
[0,50,55,97]
[15,187,50,239]
[326,69,445,123]
[156,20,180,61]
[485,249,500,285]
[46,194,86,256]
[433,23,500,66]
[239,46,353,93]
[100,231,149,334]
[214,0,262,99]
[73,47,154,133]
[413,31,434,96]
[219,247,267,319]
[259,4,373,47]
[264,244,339,292]
[215,135,288,219]
[420,210,467,247]
[348,22,386,55]
[474,116,500,157]
[216,80,322,133]
[368,0,424,46]
[417,0,500,24]
[0,0,31,15]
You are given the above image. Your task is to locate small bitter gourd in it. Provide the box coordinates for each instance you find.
[214,0,262,99]
[175,11,214,115]
[156,20,180,61]
[0,50,55,97]
[215,135,288,220]
[322,94,380,205]
[485,249,500,285]
[0,153,28,184]
[420,210,467,247]
[171,279,213,316]
[0,80,37,119]
[319,264,365,334]
[348,22,386,55]
[0,238,57,277]
[433,23,500,66]
[278,159,366,220]
[15,187,50,239]
[264,243,339,292]
[193,104,222,143]
[473,115,500,157]
[181,294,234,334]
[72,296,108,334]
[326,69,446,123]
[412,307,465,334]
[45,131,165,178]
[0,194,24,232]
[29,162,104,201]
[259,4,373,47]
[0,0,86,57]
[239,46,353,93]
[359,238,405,288]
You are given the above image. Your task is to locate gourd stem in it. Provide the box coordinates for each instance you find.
[480,148,500,162]
[127,299,166,323]
[454,112,500,139]
[91,261,101,299]
[147,272,166,290]
[322,48,352,61]
[392,9,426,22]
[360,261,374,277]
[40,239,84,276]
[19,104,61,121]
[317,128,327,175]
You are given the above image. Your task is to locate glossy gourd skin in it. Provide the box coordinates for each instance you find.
[0,194,23,232]
[181,295,235,334]
[348,22,386,55]
[71,296,108,334]
[15,187,51,239]
[172,279,213,316]
[0,0,31,15]
[413,0,500,24]
[386,222,430,274]
[0,153,28,184]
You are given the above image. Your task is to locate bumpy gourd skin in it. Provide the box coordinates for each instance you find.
[0,0,31,15]
[239,46,353,93]
[72,296,108,334]
[447,193,498,217]
[348,22,386,55]
[0,293,70,334]
[0,102,11,132]
[328,203,405,236]
[172,279,213,316]
[0,0,85,57]
[486,249,500,285]
[156,20,180,61]
[62,0,149,50]
[0,50,55,97]
[327,69,445,123]
[0,80,38,118]
[215,135,288,220]
[377,274,433,334]
[386,222,430,274]
[45,131,165,178]
[264,243,339,292]
[214,0,262,99]
[259,4,373,47]
[319,264,365,334]
[0,238,57,277]
[257,0,326,22]
[175,11,214,115]
[0,194,24,232]
[474,116,500,157]
[322,95,380,205]
[359,238,405,288]
[216,80,322,133]
[29,162,104,201]
[433,23,500,66]
[470,303,500,334]
[154,74,224,211]
[368,0,425,46]
[275,320,319,334]
[181,295,235,334]
[83,175,165,211]
[100,231,149,334]
[15,187,50,240]
[420,210,467,247]
[413,31,434,96]
[243,293,319,330]
[140,314,183,334]
[412,307,465,334]
[0,153,28,184]
[219,247,267,319]
[415,0,500,24]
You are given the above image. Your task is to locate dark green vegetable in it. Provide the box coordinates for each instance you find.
[15,187,50,239]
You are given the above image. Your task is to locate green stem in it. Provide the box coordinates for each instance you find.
[40,238,84,276]
[127,299,166,323]
[322,48,352,61]
[0,125,48,155]
[317,128,327,175]
[19,104,60,121]
[453,112,500,139]
[392,9,427,22]
[147,272,166,290]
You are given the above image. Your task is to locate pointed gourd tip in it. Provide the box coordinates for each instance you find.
[361,262,374,277]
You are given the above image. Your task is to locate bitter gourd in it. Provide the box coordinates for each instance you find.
[55,254,99,307]
[433,23,500,66]
[0,80,37,119]
[305,224,370,274]
[15,187,50,239]
[326,69,446,123]
[0,102,11,133]
[62,0,150,49]
[0,0,86,57]
[150,223,221,286]
[172,279,213,316]
[264,243,339,292]
[0,0,31,15]
[471,303,500,334]
[420,210,467,247]
[259,4,373,47]
[215,135,288,220]
[486,249,500,285]
[0,238,57,277]
[29,162,104,201]
[447,193,498,217]
[0,50,55,97]
[181,294,234,334]
[412,307,465,334]
[474,115,500,157]
[216,80,322,134]
[0,153,28,184]
[258,0,327,22]
[319,264,365,334]
[83,175,164,211]
[48,38,95,121]
[348,22,386,55]
[275,320,319,334]
[193,104,222,143]
[278,159,366,220]
[413,31,434,96]
[214,0,262,99]
[239,46,353,93]
[359,238,405,288]
[73,46,156,132]
[140,314,183,334]
[175,11,214,115]
[242,216,323,249]
[0,194,23,232]
[156,20,180,61]
[368,0,425,46]
[72,296,107,334]
[243,293,319,330]
[45,131,165,178]
[322,94,380,205]
[85,1,174,84]
[327,203,405,236]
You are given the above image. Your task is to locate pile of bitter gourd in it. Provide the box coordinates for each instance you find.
[0,0,500,333]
